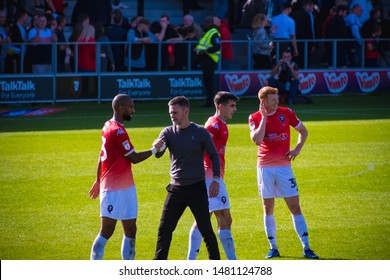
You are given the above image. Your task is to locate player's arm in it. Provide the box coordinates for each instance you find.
[89,158,101,199]
[250,104,267,145]
[286,122,308,161]
[126,138,165,164]
[204,130,220,198]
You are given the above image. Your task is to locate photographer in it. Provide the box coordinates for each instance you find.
[267,48,299,105]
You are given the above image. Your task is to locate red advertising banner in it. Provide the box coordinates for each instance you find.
[220,70,390,97]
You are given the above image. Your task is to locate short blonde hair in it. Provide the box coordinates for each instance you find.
[258,86,279,100]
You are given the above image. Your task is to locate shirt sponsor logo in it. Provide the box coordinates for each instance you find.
[323,72,348,93]
[264,133,288,142]
[122,140,131,150]
[355,72,380,93]
[298,73,316,94]
[224,74,250,96]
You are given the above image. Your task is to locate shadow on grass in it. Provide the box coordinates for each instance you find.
[1,94,389,132]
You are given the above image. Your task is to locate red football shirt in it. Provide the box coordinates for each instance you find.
[249,107,301,167]
[204,115,228,179]
[99,119,135,191]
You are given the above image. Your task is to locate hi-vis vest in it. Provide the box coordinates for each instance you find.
[195,28,220,63]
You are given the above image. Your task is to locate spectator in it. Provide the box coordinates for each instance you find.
[344,3,364,67]
[268,47,299,105]
[95,22,115,72]
[182,14,203,39]
[365,23,382,67]
[55,14,67,72]
[46,0,66,15]
[241,0,268,27]
[174,14,203,70]
[362,8,381,38]
[214,17,233,70]
[151,14,182,71]
[271,2,299,59]
[195,16,221,107]
[125,18,156,71]
[5,10,29,73]
[106,10,127,71]
[325,5,350,68]
[76,24,96,72]
[68,13,90,71]
[113,9,130,31]
[251,13,276,70]
[27,14,58,74]
[320,5,336,66]
[0,9,10,73]
[349,0,373,24]
[290,0,316,68]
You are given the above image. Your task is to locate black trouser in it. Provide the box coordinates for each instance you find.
[199,54,217,106]
[154,181,220,260]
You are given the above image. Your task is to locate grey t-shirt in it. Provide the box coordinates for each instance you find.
[158,122,220,186]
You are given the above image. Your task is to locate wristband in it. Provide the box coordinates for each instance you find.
[150,147,157,155]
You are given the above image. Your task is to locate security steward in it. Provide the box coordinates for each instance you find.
[195,16,221,107]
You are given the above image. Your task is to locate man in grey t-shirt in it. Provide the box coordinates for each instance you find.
[153,96,221,260]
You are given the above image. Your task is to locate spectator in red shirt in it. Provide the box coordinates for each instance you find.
[76,24,96,71]
[214,17,233,70]
[365,24,382,67]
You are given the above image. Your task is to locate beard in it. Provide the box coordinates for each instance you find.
[123,113,132,121]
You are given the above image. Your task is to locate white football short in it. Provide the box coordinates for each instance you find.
[100,186,138,220]
[206,178,230,212]
[257,166,299,198]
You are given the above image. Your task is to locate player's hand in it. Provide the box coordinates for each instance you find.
[285,149,299,161]
[259,102,267,117]
[153,138,166,152]
[209,181,220,198]
[89,180,100,199]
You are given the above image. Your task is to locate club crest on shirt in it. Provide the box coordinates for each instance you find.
[212,123,219,129]
[279,115,285,123]
[122,140,131,150]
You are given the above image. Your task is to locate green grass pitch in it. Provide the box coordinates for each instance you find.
[0,94,389,260]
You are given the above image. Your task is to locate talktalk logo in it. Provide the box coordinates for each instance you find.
[298,73,316,94]
[323,72,348,93]
[355,72,380,93]
[257,73,271,87]
[224,74,250,96]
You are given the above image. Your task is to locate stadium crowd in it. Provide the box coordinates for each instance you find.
[0,0,389,74]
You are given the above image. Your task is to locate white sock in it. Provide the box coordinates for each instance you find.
[218,229,237,260]
[187,225,202,260]
[264,215,277,250]
[292,214,309,250]
[121,236,136,260]
[91,234,108,260]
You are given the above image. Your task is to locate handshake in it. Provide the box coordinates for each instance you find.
[150,138,167,155]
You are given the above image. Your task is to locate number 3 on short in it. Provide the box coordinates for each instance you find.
[289,178,297,190]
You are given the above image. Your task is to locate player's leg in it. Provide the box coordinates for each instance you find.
[188,181,220,260]
[187,221,203,260]
[214,208,237,260]
[91,216,117,260]
[258,167,279,257]
[121,218,137,260]
[120,186,138,260]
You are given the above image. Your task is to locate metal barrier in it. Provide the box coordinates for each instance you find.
[0,38,389,104]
